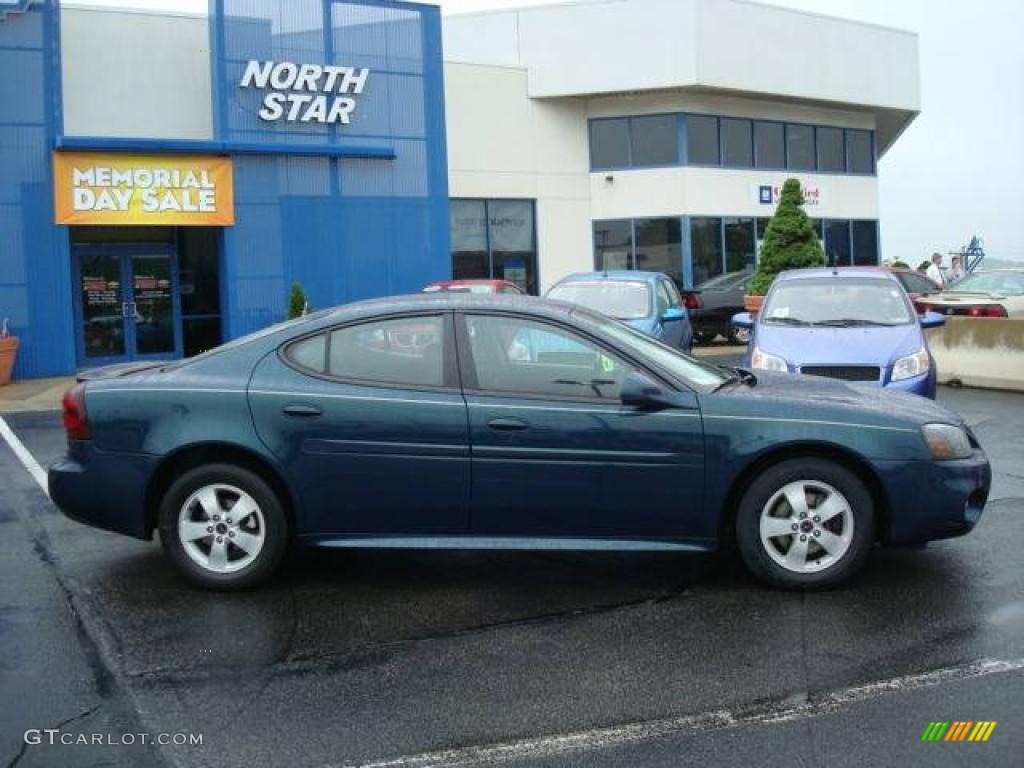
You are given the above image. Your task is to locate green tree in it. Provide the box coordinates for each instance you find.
[749,178,826,295]
[287,282,309,319]
[890,260,910,269]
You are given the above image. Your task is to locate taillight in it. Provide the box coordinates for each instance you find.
[967,305,1007,318]
[683,292,702,310]
[62,383,91,441]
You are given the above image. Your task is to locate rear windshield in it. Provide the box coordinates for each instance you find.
[763,277,914,327]
[952,272,1024,296]
[547,280,651,320]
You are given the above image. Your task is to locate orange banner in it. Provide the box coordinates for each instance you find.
[53,151,234,226]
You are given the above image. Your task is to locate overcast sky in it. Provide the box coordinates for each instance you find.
[69,0,1024,264]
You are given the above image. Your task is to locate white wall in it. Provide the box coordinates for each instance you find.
[61,7,213,139]
[444,62,594,290]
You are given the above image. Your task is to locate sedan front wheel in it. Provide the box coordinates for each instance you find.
[735,459,875,589]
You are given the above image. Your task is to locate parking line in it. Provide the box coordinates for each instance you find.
[342,657,1024,768]
[0,415,49,497]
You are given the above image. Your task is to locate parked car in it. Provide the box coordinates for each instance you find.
[914,269,1024,318]
[732,268,946,398]
[51,293,989,591]
[883,267,942,313]
[424,279,525,295]
[687,270,753,345]
[546,271,693,353]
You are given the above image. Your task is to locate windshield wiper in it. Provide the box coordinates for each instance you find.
[711,366,756,393]
[763,316,813,326]
[812,318,901,327]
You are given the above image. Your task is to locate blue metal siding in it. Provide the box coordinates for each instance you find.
[0,0,74,378]
[215,0,450,339]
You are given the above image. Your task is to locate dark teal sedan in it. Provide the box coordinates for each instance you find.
[49,294,991,590]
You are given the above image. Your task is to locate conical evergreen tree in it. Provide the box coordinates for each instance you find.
[749,178,825,295]
[288,282,309,319]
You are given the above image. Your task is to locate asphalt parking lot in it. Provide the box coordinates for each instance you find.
[1,384,1022,767]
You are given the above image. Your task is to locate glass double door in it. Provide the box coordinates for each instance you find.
[74,246,181,366]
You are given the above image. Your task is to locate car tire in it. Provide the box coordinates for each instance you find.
[735,458,875,589]
[693,331,715,346]
[728,326,750,345]
[158,464,288,591]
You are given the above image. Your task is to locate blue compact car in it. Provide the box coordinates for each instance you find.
[50,294,989,591]
[547,271,694,353]
[732,268,947,398]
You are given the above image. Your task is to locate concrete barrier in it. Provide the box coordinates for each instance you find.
[926,317,1024,392]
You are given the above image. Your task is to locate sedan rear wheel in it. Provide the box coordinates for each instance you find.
[736,459,874,589]
[159,464,287,590]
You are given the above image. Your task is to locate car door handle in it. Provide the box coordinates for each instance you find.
[282,404,322,418]
[487,417,528,431]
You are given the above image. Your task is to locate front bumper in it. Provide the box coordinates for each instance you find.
[48,442,157,540]
[875,449,992,544]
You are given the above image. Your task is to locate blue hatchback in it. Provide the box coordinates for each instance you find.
[732,268,946,398]
[547,271,693,353]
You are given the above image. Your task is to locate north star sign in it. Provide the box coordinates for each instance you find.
[239,60,370,125]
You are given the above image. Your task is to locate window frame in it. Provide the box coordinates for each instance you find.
[279,311,460,394]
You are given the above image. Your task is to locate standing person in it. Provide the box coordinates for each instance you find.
[950,254,964,283]
[925,252,945,287]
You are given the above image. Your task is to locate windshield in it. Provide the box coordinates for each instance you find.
[951,272,1024,296]
[583,312,729,391]
[762,277,914,327]
[548,280,651,320]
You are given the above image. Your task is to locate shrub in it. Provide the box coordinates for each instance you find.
[288,282,310,320]
[749,178,826,295]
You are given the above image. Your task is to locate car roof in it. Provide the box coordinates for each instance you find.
[322,291,582,323]
[776,267,898,282]
[425,279,515,286]
[555,271,664,284]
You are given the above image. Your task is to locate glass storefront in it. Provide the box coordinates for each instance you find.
[450,199,538,294]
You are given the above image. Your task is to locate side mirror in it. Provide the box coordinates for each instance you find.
[920,311,946,329]
[660,307,686,323]
[620,371,673,410]
[731,312,754,329]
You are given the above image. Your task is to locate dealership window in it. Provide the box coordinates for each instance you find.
[690,217,724,286]
[721,118,753,168]
[178,228,223,357]
[723,218,756,274]
[633,218,682,283]
[851,220,879,265]
[754,122,785,169]
[824,219,852,266]
[786,124,815,171]
[593,220,634,271]
[630,114,679,166]
[816,126,845,172]
[686,115,719,165]
[846,129,874,174]
[450,199,538,294]
[589,118,630,168]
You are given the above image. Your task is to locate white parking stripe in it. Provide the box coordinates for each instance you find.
[340,657,1024,768]
[0,415,49,496]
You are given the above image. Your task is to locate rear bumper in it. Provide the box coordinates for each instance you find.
[48,443,156,540]
[875,450,992,544]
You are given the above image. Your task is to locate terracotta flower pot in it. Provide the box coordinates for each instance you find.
[743,294,765,315]
[0,336,19,386]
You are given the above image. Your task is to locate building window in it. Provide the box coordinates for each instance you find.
[846,129,874,174]
[178,227,223,357]
[686,114,719,165]
[851,220,879,265]
[630,115,678,166]
[723,218,756,274]
[824,219,852,266]
[816,126,845,172]
[590,118,630,168]
[786,123,815,171]
[690,217,723,286]
[754,122,785,169]
[721,118,753,168]
[450,199,538,294]
[634,218,682,283]
[593,220,633,271]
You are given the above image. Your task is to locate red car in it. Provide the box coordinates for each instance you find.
[883,267,942,313]
[423,279,525,295]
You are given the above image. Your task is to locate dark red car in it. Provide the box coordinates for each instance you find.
[883,267,942,313]
[423,279,525,295]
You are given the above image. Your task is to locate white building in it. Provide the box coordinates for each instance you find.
[442,0,920,293]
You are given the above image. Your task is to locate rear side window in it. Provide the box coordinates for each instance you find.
[328,316,445,387]
[285,334,327,373]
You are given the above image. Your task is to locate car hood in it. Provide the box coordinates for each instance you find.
[755,323,922,367]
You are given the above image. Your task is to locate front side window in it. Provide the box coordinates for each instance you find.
[326,315,446,387]
[547,280,652,321]
[464,315,635,400]
[763,277,914,327]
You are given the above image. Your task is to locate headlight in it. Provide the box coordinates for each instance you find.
[922,423,972,460]
[892,347,930,381]
[751,347,788,372]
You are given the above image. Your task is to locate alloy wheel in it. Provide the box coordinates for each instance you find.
[759,480,854,574]
[177,484,265,574]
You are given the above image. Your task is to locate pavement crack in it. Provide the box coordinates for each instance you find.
[7,703,103,768]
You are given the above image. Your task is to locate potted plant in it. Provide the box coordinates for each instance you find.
[745,178,826,313]
[288,282,310,320]
[0,318,18,386]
